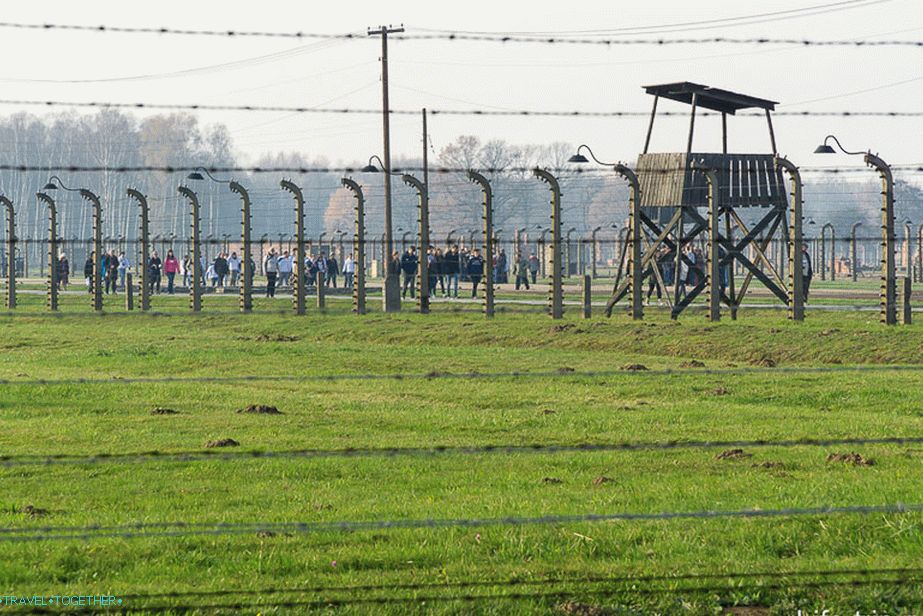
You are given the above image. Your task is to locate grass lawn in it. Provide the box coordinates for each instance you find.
[1,294,922,614]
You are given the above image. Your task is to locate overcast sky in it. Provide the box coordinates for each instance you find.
[0,0,920,167]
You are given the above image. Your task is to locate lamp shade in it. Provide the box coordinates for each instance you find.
[42,182,58,190]
[567,153,590,163]
[187,172,205,180]
[813,144,836,154]
[360,164,379,173]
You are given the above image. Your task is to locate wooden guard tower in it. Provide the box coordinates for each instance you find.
[609,82,792,319]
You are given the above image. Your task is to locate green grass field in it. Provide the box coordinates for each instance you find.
[1,294,923,614]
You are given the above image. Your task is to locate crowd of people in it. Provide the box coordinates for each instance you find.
[389,245,541,299]
[51,243,549,300]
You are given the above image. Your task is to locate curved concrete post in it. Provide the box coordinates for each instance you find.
[775,156,804,322]
[341,178,366,315]
[126,189,150,311]
[867,152,897,325]
[0,196,15,309]
[533,168,563,319]
[467,171,494,318]
[402,173,430,314]
[80,190,103,312]
[280,180,305,315]
[615,164,643,320]
[36,192,58,311]
[230,181,253,314]
[177,186,202,312]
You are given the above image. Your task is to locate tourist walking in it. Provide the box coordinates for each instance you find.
[401,247,418,299]
[264,248,279,297]
[468,248,485,298]
[148,250,162,294]
[164,250,179,294]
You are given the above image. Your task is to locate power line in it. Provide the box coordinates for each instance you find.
[2,502,921,543]
[2,435,921,469]
[3,97,923,117]
[415,1,890,37]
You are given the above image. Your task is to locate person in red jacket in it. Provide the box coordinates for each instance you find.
[163,249,180,294]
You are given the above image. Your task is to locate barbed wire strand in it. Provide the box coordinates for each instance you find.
[3,363,923,388]
[118,577,923,612]
[2,502,921,543]
[2,98,923,118]
[3,435,923,469]
[117,566,923,600]
[1,164,921,175]
[2,21,923,47]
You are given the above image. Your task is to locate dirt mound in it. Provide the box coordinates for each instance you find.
[542,409,557,415]
[21,505,49,518]
[237,404,281,415]
[715,448,752,460]
[749,354,777,368]
[150,407,178,415]
[256,530,276,538]
[542,476,563,484]
[557,602,611,616]
[680,360,706,368]
[710,386,730,396]
[205,438,240,448]
[827,452,874,466]
[621,364,648,371]
[255,333,299,342]
[592,476,613,486]
[752,461,785,469]
[557,366,575,374]
[550,324,576,333]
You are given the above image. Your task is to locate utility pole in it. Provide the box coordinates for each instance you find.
[369,23,404,312]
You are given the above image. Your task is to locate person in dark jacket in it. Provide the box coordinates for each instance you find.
[326,255,339,288]
[400,247,418,299]
[213,253,229,288]
[467,248,485,298]
[426,247,438,296]
[84,256,94,293]
[149,251,163,294]
[443,245,460,298]
[105,250,119,295]
[514,252,530,290]
[802,243,813,302]
[433,248,446,296]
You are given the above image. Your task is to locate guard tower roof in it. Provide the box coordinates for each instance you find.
[643,82,778,114]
